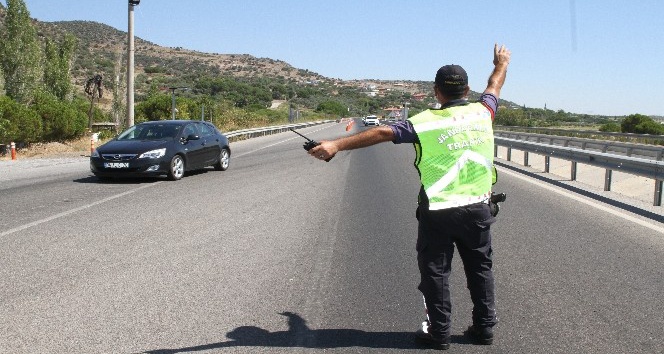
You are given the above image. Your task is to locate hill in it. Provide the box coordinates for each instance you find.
[0,4,520,114]
[41,21,332,100]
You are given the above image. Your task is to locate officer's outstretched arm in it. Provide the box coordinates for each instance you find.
[308,126,395,161]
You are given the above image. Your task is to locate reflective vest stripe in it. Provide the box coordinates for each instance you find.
[410,112,488,134]
[425,149,493,197]
[428,193,491,210]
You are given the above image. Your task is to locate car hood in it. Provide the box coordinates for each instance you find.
[97,139,170,154]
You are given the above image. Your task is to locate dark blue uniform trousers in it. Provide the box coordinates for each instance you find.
[416,202,498,339]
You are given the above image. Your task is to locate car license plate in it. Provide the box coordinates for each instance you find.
[104,162,129,168]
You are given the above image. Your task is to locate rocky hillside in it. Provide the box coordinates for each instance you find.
[0,5,507,109]
[42,21,333,94]
[0,4,430,94]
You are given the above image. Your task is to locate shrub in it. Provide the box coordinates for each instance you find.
[135,94,172,121]
[0,96,42,144]
[621,114,664,135]
[316,100,347,116]
[33,92,88,141]
[144,66,166,74]
[96,129,116,140]
[598,122,621,132]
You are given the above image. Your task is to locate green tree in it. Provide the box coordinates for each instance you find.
[75,97,107,126]
[194,77,272,108]
[134,94,172,122]
[621,114,664,134]
[621,114,649,132]
[0,0,43,104]
[635,120,664,135]
[599,122,621,132]
[495,108,531,127]
[316,100,347,116]
[0,102,7,139]
[0,118,8,139]
[0,66,4,94]
[173,96,195,120]
[33,91,88,141]
[43,34,77,100]
[269,82,289,100]
[0,95,42,143]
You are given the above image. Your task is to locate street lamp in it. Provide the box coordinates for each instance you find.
[402,102,410,121]
[169,87,189,119]
[126,0,140,127]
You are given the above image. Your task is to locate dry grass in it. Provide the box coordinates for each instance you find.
[0,136,100,160]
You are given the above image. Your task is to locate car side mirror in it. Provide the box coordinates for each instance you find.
[180,134,200,143]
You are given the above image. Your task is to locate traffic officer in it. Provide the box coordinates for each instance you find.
[308,44,511,350]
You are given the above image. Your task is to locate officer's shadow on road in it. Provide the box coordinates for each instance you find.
[142,311,469,353]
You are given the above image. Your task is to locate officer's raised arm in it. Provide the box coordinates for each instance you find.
[483,44,511,99]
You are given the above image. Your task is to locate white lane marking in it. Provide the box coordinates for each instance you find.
[498,167,664,234]
[234,137,300,158]
[233,125,336,158]
[0,182,161,237]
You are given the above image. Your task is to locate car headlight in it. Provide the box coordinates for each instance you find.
[139,148,166,159]
[91,150,100,158]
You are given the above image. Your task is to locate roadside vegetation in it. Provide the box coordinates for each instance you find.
[0,0,661,156]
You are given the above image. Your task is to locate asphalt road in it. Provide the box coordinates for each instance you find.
[0,122,662,353]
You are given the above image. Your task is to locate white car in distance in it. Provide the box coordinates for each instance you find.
[363,115,380,126]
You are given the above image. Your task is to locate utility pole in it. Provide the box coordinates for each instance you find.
[127,0,140,127]
[169,87,188,119]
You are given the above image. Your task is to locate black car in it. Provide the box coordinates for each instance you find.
[90,120,230,181]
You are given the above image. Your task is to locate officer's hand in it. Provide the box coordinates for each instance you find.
[308,141,338,161]
[493,43,511,67]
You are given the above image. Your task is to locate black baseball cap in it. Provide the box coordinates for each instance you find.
[435,64,468,95]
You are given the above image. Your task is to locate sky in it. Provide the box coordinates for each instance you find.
[3,0,664,117]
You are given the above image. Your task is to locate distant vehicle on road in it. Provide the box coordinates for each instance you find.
[90,120,230,181]
[364,115,380,126]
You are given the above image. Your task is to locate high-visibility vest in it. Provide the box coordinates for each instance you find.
[409,103,494,210]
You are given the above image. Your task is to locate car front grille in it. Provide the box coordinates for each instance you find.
[101,153,137,161]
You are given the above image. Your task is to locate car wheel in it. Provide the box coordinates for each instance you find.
[214,148,230,171]
[168,154,185,180]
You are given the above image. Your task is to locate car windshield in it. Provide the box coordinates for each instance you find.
[116,124,182,141]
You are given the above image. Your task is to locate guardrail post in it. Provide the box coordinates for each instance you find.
[494,144,498,158]
[494,135,664,206]
[604,169,612,191]
[524,151,529,167]
[507,147,512,161]
[655,180,663,206]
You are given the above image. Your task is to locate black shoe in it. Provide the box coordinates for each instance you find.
[465,325,494,345]
[415,322,450,350]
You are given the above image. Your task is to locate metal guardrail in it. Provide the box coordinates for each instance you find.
[494,136,664,206]
[495,125,664,143]
[494,131,664,160]
[224,120,334,141]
